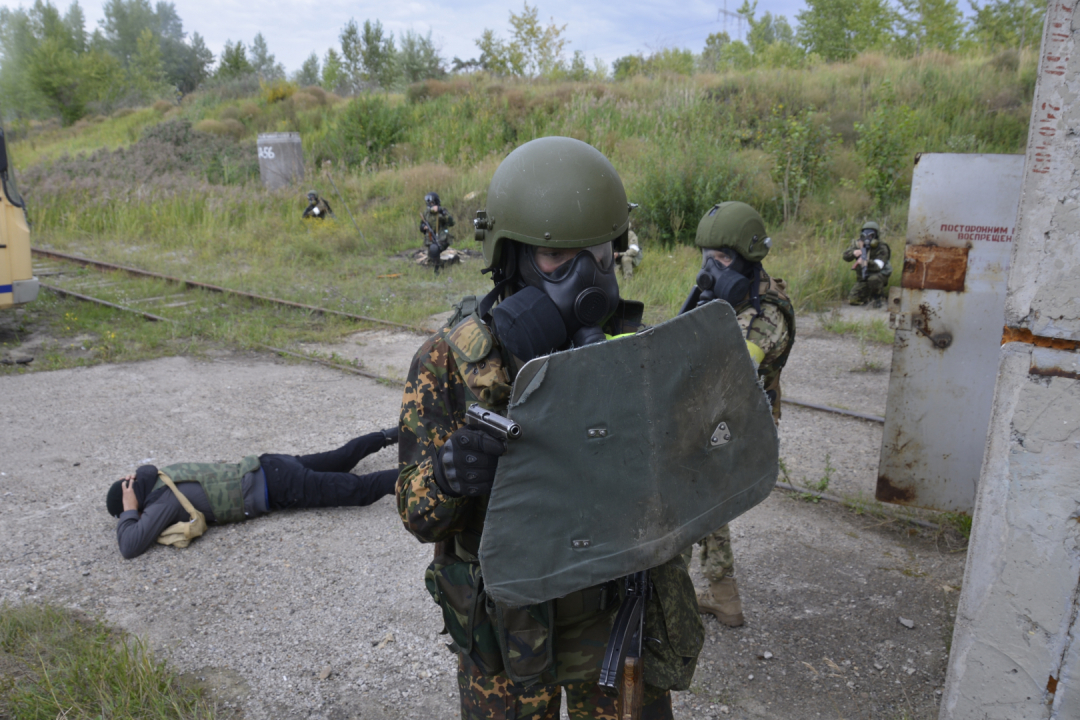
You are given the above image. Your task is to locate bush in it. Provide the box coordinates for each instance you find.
[261,78,297,104]
[152,100,173,114]
[317,94,406,166]
[238,102,261,121]
[635,141,770,246]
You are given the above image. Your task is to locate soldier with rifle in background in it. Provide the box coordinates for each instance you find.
[397,137,710,719]
[420,191,455,273]
[302,190,334,220]
[842,221,891,307]
[680,201,796,628]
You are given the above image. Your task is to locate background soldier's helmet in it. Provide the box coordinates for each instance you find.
[694,201,771,263]
[861,220,881,247]
[424,192,441,207]
[474,136,630,270]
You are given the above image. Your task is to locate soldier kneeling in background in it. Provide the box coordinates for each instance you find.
[106,429,398,559]
[303,190,334,220]
[843,221,891,307]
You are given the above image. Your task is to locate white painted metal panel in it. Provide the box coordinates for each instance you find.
[877,153,1024,512]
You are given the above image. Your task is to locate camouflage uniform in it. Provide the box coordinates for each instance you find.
[303,195,334,219]
[422,207,455,238]
[399,305,687,719]
[699,271,795,584]
[842,238,892,305]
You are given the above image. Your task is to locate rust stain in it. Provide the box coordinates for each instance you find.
[902,245,969,292]
[876,475,916,504]
[1030,366,1080,380]
[1001,326,1080,351]
[1047,675,1058,696]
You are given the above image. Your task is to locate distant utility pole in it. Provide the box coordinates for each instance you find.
[717,1,745,41]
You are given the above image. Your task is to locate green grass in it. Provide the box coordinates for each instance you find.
[6,50,1035,359]
[819,308,896,344]
[0,602,216,719]
[10,107,166,167]
[1,268,406,374]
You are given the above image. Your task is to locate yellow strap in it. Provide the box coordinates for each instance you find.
[157,471,200,522]
[745,341,765,368]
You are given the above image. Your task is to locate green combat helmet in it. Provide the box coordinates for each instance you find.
[474,136,631,270]
[694,201,771,263]
[860,220,881,248]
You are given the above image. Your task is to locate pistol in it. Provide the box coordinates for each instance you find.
[466,403,522,440]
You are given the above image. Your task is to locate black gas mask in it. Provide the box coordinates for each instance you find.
[696,249,752,306]
[492,242,620,362]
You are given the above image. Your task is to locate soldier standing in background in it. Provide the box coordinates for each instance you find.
[421,191,455,272]
[842,221,891,307]
[681,201,796,628]
[614,223,643,278]
[398,137,701,718]
[303,190,334,219]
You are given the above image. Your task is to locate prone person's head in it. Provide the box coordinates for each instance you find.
[106,477,132,517]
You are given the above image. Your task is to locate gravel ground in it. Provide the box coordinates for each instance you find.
[0,305,965,720]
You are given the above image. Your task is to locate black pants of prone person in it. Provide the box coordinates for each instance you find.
[260,432,397,510]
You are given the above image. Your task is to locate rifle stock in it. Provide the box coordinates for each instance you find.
[617,656,645,720]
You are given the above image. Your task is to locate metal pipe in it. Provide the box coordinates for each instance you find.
[32,248,425,334]
[782,397,885,424]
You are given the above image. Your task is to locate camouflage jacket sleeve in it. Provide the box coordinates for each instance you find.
[738,302,791,370]
[397,333,475,543]
[842,242,859,262]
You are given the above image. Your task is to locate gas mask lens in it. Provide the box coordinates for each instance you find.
[530,243,614,280]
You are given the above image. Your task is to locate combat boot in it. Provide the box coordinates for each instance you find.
[698,576,744,627]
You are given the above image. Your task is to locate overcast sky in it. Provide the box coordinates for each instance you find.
[3,0,821,73]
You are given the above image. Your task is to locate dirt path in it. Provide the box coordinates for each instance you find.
[0,307,964,720]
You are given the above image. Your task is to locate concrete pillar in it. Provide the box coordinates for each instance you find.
[940,3,1080,719]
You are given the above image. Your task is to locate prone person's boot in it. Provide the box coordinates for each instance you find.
[697,576,744,627]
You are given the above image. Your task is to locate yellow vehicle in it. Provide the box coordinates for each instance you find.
[0,124,37,309]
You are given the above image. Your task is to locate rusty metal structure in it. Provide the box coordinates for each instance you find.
[877,153,1025,512]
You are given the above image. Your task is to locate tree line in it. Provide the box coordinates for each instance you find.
[0,0,1046,126]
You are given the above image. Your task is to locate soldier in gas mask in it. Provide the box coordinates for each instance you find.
[420,191,455,272]
[302,190,334,219]
[398,137,697,718]
[681,201,795,628]
[842,221,891,307]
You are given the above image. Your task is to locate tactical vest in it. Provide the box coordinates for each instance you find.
[151,455,258,525]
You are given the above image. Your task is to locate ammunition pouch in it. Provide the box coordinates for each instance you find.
[425,552,504,676]
[640,555,705,691]
[428,536,623,686]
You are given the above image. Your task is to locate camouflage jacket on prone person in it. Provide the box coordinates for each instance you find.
[398,296,705,690]
[733,269,795,422]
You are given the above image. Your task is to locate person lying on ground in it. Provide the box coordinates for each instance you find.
[106,429,399,559]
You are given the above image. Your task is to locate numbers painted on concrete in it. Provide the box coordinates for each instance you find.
[258,146,276,159]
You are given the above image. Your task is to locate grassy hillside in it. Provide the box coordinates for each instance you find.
[10,50,1036,331]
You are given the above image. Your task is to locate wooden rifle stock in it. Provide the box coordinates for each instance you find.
[617,655,645,720]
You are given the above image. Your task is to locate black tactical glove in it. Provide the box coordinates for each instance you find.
[433,426,506,497]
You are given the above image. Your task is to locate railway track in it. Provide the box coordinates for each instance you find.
[31,248,426,335]
[30,249,885,425]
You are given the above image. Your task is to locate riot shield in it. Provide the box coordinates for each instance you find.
[479,300,778,607]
